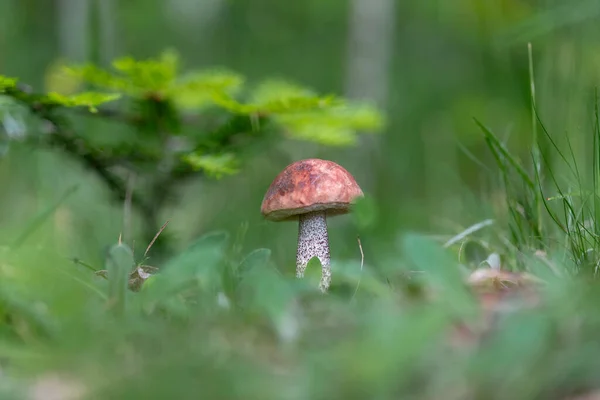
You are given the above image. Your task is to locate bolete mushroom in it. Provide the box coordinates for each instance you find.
[261,158,364,292]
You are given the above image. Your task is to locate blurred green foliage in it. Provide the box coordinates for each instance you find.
[2,49,382,177]
[0,49,383,257]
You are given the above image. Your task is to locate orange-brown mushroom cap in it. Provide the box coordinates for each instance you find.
[261,158,364,221]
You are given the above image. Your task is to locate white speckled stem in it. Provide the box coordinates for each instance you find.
[296,211,331,292]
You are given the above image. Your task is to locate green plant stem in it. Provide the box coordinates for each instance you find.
[528,42,543,240]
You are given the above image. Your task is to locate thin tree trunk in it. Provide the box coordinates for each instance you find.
[345,0,395,107]
[57,0,91,62]
[344,0,396,190]
[96,0,117,65]
[165,0,225,33]
[0,1,11,69]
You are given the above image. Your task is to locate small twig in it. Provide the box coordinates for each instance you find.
[443,219,495,248]
[144,220,170,258]
[351,236,365,300]
[358,236,364,271]
[71,106,203,126]
[70,106,143,125]
[70,257,99,273]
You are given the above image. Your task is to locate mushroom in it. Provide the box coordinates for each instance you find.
[261,158,364,292]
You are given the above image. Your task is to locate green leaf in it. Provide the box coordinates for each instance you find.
[66,49,179,97]
[141,231,230,305]
[0,76,17,93]
[250,79,339,114]
[331,260,389,297]
[209,79,384,146]
[105,241,135,317]
[236,251,292,321]
[277,102,384,146]
[209,79,337,115]
[210,91,258,114]
[182,152,239,178]
[64,64,131,93]
[400,233,476,314]
[256,94,338,114]
[111,49,179,94]
[250,79,317,105]
[332,304,450,390]
[58,51,385,151]
[237,248,272,278]
[171,69,244,110]
[59,51,385,151]
[44,91,121,112]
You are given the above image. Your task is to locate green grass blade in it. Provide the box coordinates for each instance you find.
[474,118,535,190]
[536,111,577,178]
[484,135,526,246]
[593,88,600,240]
[532,151,566,235]
[105,241,135,316]
[529,43,543,237]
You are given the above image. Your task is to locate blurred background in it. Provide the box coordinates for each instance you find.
[2,0,600,272]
